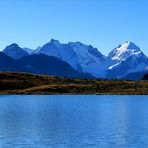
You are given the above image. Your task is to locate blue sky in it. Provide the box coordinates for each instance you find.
[0,0,148,55]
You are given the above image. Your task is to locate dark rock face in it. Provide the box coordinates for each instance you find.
[0,52,26,72]
[18,54,94,78]
[143,74,148,80]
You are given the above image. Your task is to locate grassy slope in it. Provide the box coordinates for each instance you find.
[0,72,148,94]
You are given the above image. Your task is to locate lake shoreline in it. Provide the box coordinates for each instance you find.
[0,72,148,95]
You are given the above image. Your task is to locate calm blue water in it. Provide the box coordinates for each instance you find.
[0,95,148,148]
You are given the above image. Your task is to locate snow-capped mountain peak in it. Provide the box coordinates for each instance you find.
[6,43,19,49]
[107,41,148,79]
[50,39,60,44]
[108,41,143,61]
[2,43,29,59]
[37,40,109,77]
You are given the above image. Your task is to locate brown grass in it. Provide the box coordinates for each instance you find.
[0,72,147,94]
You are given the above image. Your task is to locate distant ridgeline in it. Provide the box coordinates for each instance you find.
[0,39,148,80]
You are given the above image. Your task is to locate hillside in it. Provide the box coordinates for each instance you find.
[143,74,148,80]
[0,52,93,79]
[0,72,147,94]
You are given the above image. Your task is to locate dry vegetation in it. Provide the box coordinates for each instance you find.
[0,72,147,94]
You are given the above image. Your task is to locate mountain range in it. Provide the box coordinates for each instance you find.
[0,39,148,80]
